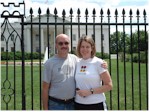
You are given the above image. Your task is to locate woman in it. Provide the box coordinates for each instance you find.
[74,36,113,110]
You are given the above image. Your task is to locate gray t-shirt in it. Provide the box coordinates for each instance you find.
[43,54,78,99]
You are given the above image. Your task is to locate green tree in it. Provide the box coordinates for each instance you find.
[110,30,148,54]
[130,30,148,53]
[110,31,130,54]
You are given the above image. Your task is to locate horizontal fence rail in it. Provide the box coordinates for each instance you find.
[1,1,148,110]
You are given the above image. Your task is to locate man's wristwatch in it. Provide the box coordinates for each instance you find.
[90,88,94,94]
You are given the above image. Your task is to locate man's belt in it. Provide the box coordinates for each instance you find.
[49,96,74,104]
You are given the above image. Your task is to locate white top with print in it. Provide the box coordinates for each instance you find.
[75,56,107,104]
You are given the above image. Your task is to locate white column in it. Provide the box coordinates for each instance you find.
[67,28,71,52]
[41,28,44,54]
[67,27,71,37]
[26,28,31,52]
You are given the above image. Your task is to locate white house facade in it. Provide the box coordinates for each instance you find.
[1,14,109,55]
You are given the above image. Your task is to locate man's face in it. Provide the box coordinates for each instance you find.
[56,36,70,54]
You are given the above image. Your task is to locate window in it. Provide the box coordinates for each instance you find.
[91,34,95,42]
[72,47,76,53]
[36,34,39,41]
[1,35,4,41]
[11,47,14,52]
[1,47,4,52]
[36,47,39,52]
[48,34,51,39]
[73,47,76,50]
[11,34,14,41]
[73,34,76,41]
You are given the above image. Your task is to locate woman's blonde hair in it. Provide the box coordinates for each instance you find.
[76,35,96,58]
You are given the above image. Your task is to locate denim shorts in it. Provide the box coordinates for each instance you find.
[48,99,74,110]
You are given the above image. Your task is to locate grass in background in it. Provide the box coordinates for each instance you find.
[1,65,42,110]
[105,59,147,110]
[1,59,148,110]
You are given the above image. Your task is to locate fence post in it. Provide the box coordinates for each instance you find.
[21,15,26,110]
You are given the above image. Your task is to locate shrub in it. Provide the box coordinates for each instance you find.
[1,51,44,60]
[120,52,148,63]
[95,52,109,59]
[123,52,148,63]
[133,54,138,62]
[119,52,130,62]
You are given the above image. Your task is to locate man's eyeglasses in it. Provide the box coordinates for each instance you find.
[58,42,69,46]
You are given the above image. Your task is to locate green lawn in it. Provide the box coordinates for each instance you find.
[1,59,148,110]
[105,59,148,110]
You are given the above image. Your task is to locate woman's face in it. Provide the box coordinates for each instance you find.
[80,40,92,59]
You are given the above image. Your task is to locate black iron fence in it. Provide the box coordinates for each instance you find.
[1,1,148,110]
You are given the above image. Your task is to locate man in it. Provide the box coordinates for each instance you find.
[42,34,107,110]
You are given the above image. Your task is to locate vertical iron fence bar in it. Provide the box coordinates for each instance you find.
[54,8,58,53]
[143,10,148,110]
[100,9,104,58]
[62,9,66,34]
[47,8,50,59]
[129,9,134,110]
[115,9,120,110]
[6,49,8,109]
[85,8,88,35]
[77,9,81,39]
[5,22,9,110]
[122,9,127,110]
[13,42,16,110]
[107,9,112,110]
[92,9,96,42]
[21,15,26,110]
[30,8,34,110]
[136,9,141,110]
[70,8,73,52]
[38,8,42,110]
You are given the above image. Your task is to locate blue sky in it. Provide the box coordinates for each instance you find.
[1,0,149,14]
[117,1,148,6]
[30,0,148,6]
[0,0,149,22]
